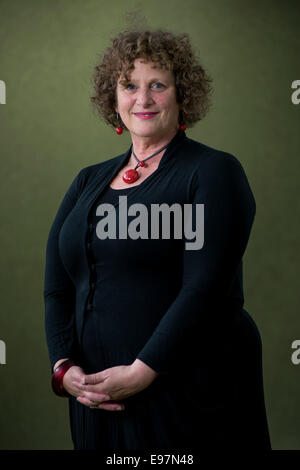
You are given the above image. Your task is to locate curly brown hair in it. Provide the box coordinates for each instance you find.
[90,29,213,130]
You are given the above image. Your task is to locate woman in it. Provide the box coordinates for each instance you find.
[44,29,271,451]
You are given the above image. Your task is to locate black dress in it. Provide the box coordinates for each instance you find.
[44,130,272,451]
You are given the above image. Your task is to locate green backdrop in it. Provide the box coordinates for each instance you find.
[0,0,299,450]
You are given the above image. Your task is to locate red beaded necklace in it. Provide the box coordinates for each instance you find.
[122,143,170,184]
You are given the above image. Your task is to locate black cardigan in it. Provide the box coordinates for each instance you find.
[43,130,256,374]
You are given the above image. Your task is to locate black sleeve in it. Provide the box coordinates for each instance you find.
[43,170,83,372]
[136,153,256,375]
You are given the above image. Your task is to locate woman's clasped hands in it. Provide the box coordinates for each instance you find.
[63,359,159,411]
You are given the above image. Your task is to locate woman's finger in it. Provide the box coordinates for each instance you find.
[82,371,106,385]
[97,402,125,411]
[76,396,124,411]
[72,381,107,395]
[76,396,96,407]
[74,382,103,393]
[78,390,110,402]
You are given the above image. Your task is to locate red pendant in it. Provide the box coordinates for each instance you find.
[122,169,139,184]
[115,126,123,135]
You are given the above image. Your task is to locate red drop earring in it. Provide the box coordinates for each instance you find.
[115,112,123,135]
[179,111,186,131]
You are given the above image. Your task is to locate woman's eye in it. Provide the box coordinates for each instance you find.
[123,82,165,91]
[152,82,165,89]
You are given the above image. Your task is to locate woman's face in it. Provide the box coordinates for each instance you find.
[115,58,180,141]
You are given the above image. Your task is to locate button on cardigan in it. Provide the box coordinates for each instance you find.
[43,130,271,450]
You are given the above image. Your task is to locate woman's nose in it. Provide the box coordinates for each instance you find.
[136,87,154,106]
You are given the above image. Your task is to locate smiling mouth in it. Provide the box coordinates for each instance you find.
[134,112,158,116]
[133,112,159,119]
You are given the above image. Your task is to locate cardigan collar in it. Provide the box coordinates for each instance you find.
[121,129,187,169]
[97,130,188,194]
